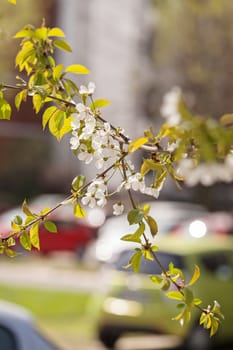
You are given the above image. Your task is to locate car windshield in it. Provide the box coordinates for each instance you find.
[114,250,184,275]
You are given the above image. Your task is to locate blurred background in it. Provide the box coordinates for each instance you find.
[0,1,233,349]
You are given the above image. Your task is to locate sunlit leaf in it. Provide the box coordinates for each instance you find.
[89,99,111,111]
[65,64,90,75]
[166,291,184,301]
[74,202,86,218]
[187,265,200,286]
[42,106,57,129]
[53,64,64,80]
[128,137,148,153]
[121,222,145,243]
[22,199,34,217]
[15,89,28,110]
[30,222,40,250]
[19,231,31,251]
[48,27,65,37]
[32,93,43,114]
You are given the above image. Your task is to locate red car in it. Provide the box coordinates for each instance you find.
[0,194,106,257]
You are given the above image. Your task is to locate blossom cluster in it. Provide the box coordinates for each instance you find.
[70,84,122,171]
[177,153,233,186]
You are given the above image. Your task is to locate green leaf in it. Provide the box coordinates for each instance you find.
[121,222,145,243]
[43,221,57,233]
[19,231,31,251]
[48,27,65,37]
[187,264,200,286]
[89,99,111,111]
[13,215,23,226]
[74,202,86,218]
[146,215,158,236]
[127,209,144,225]
[30,222,40,250]
[65,64,90,75]
[54,39,72,52]
[125,250,142,273]
[184,288,194,305]
[128,137,148,153]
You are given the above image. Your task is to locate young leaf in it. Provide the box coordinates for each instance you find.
[89,99,111,111]
[72,175,86,191]
[22,199,34,217]
[150,275,163,284]
[126,250,142,273]
[128,137,148,153]
[65,64,90,75]
[53,64,64,80]
[146,215,158,236]
[42,106,57,129]
[15,89,28,110]
[74,202,86,218]
[187,265,200,286]
[166,291,184,301]
[54,39,72,52]
[121,222,145,243]
[0,93,12,120]
[32,94,43,114]
[48,27,65,37]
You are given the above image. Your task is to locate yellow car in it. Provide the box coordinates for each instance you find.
[97,236,233,349]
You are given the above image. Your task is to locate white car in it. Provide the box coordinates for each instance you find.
[84,201,207,264]
[0,300,59,350]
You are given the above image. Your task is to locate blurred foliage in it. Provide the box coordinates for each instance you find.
[153,0,233,118]
[0,0,54,80]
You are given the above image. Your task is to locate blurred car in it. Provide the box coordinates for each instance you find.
[84,201,208,264]
[0,300,59,349]
[97,236,233,349]
[0,194,106,257]
[170,211,233,238]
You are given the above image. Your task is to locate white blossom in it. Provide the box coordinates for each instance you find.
[160,87,182,126]
[78,144,93,164]
[70,131,80,150]
[79,82,96,95]
[81,178,107,209]
[113,203,124,216]
[177,158,233,186]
